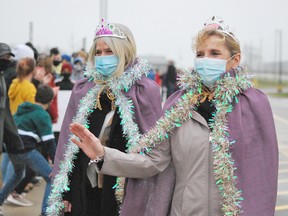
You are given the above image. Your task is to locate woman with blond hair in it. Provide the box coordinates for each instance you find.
[47,20,174,216]
[70,16,278,216]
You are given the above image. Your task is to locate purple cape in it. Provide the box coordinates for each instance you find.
[52,76,175,216]
[164,83,278,215]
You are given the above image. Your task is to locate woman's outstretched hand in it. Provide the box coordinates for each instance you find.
[70,122,104,160]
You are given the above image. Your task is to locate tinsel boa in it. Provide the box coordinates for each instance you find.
[46,58,151,216]
[116,67,252,215]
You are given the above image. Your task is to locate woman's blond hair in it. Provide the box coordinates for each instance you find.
[87,23,137,78]
[192,28,241,56]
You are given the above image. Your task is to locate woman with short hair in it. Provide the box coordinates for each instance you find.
[70,17,278,216]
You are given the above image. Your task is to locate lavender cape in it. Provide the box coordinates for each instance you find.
[52,76,175,216]
[164,84,278,215]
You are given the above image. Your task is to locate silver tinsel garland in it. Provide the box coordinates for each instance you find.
[115,67,251,215]
[47,62,252,216]
[46,58,150,216]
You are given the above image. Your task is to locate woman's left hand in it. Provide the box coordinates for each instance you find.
[70,122,104,160]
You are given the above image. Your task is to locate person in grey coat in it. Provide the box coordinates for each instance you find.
[70,17,278,216]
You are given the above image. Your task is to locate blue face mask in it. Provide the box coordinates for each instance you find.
[194,57,233,87]
[95,55,119,77]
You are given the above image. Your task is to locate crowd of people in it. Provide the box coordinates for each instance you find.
[0,42,89,216]
[0,39,178,216]
[0,16,279,216]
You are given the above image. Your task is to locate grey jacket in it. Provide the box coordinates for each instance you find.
[93,111,222,216]
[92,85,278,216]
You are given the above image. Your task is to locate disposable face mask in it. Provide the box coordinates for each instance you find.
[95,55,119,77]
[53,60,62,67]
[62,73,71,79]
[194,56,234,87]
[0,59,11,72]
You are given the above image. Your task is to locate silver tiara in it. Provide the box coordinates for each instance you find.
[204,16,238,41]
[94,19,126,39]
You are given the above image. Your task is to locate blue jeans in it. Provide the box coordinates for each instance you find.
[0,150,52,214]
[1,152,11,184]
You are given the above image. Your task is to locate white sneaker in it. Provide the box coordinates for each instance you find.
[6,193,33,207]
[21,192,27,197]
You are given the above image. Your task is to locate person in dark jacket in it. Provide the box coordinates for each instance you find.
[55,63,74,90]
[163,60,177,98]
[0,43,25,216]
[0,83,56,216]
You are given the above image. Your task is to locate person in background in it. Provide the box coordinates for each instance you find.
[71,57,84,81]
[55,63,75,90]
[5,57,38,207]
[8,57,36,115]
[61,54,72,65]
[162,60,177,98]
[77,50,88,65]
[3,84,56,216]
[4,44,34,90]
[36,57,59,124]
[154,68,162,86]
[50,47,62,79]
[33,57,52,88]
[1,45,36,208]
[1,43,34,186]
[70,16,278,216]
[0,43,26,216]
[25,42,39,63]
[47,19,173,216]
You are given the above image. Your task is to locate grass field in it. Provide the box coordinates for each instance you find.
[253,78,288,98]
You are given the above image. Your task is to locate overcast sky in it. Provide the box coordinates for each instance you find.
[1,0,287,68]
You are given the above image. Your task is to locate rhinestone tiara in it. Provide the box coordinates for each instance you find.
[203,16,238,41]
[94,19,127,40]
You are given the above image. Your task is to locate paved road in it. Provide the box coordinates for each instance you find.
[268,95,288,216]
[2,180,44,216]
[2,88,288,216]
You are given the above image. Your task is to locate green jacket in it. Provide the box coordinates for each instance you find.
[14,102,56,159]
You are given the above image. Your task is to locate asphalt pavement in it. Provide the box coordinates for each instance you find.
[267,89,288,216]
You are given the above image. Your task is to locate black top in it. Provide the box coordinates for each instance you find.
[64,93,126,216]
[55,77,74,90]
[196,99,216,129]
[0,70,24,153]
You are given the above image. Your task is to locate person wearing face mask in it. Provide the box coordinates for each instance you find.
[0,43,26,216]
[71,57,84,81]
[50,47,63,79]
[0,79,56,216]
[55,63,75,90]
[47,19,173,216]
[5,84,56,216]
[69,16,278,216]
